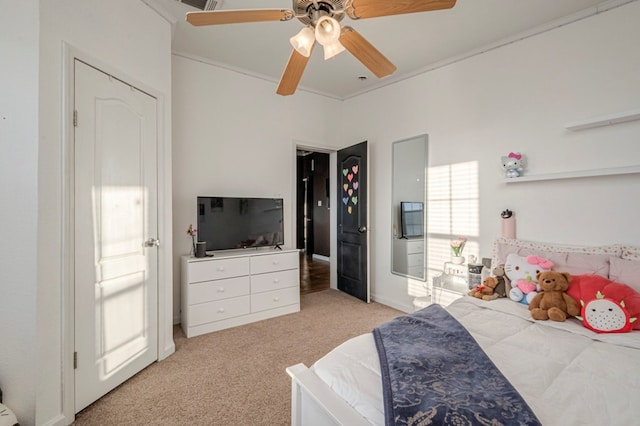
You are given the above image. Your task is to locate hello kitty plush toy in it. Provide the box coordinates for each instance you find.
[502,152,524,178]
[504,253,553,305]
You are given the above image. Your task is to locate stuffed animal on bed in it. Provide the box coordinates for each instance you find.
[529,271,580,322]
[505,253,553,305]
[491,265,509,298]
[578,291,637,333]
[567,274,640,333]
[468,276,500,300]
[468,265,509,301]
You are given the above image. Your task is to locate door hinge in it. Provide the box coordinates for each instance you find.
[73,110,78,127]
[74,351,78,369]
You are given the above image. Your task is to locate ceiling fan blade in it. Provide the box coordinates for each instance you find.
[186,9,294,26]
[277,47,313,96]
[346,0,456,20]
[339,27,396,78]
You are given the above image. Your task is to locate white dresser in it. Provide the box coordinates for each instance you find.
[181,249,300,338]
[393,238,425,279]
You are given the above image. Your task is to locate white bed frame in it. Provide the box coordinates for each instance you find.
[286,363,371,426]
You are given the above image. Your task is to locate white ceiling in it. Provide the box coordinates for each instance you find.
[144,0,613,99]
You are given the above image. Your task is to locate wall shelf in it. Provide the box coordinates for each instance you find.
[565,108,640,131]
[503,165,640,183]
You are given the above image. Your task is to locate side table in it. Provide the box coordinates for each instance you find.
[432,261,469,306]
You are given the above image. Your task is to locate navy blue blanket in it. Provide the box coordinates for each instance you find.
[373,304,541,426]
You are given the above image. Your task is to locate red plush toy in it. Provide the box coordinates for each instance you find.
[567,275,640,333]
[578,291,636,333]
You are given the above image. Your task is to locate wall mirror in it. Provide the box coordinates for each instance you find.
[391,134,428,280]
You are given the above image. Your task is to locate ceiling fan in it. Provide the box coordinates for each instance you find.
[186,0,457,96]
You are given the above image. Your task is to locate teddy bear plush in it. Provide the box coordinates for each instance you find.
[468,276,499,300]
[468,265,510,301]
[529,271,580,322]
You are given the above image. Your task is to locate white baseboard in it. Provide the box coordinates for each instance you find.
[311,253,330,263]
[370,293,412,313]
[40,413,67,426]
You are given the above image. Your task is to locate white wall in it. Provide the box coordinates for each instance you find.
[342,1,640,312]
[0,1,39,424]
[171,55,343,321]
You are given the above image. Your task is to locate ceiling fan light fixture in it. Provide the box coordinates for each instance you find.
[323,40,345,60]
[289,26,315,58]
[314,16,341,46]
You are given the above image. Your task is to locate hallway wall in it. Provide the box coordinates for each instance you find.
[297,152,330,257]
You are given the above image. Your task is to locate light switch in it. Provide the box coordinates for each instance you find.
[317,200,322,206]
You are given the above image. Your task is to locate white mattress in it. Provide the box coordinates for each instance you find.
[312,297,640,425]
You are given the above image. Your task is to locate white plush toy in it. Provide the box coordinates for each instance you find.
[504,253,553,305]
[501,152,524,178]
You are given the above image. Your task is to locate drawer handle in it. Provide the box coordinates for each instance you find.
[272,260,279,265]
[272,279,280,283]
[218,308,225,313]
[273,297,280,302]
[217,287,225,293]
[217,267,225,272]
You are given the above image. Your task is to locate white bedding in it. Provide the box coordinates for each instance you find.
[312,297,640,425]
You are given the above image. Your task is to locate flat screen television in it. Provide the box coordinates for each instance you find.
[400,201,424,238]
[197,196,284,251]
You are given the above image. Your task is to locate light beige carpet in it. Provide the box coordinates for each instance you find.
[73,289,403,425]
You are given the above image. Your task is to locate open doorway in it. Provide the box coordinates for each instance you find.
[296,149,331,294]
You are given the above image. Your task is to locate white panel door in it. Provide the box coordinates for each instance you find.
[74,60,158,412]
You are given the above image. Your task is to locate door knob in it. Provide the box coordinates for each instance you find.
[357,226,367,233]
[143,238,160,247]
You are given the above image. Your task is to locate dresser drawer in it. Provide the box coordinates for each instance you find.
[188,257,250,283]
[187,276,250,304]
[251,251,298,274]
[188,296,250,326]
[251,269,299,293]
[251,287,299,313]
[407,253,424,267]
[408,266,425,278]
[406,240,424,254]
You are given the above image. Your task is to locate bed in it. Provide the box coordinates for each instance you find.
[287,238,640,425]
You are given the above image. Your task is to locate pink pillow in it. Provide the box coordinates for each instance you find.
[491,238,618,276]
[620,245,640,262]
[567,275,640,332]
[609,257,640,293]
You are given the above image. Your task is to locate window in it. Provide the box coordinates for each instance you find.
[425,161,479,288]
